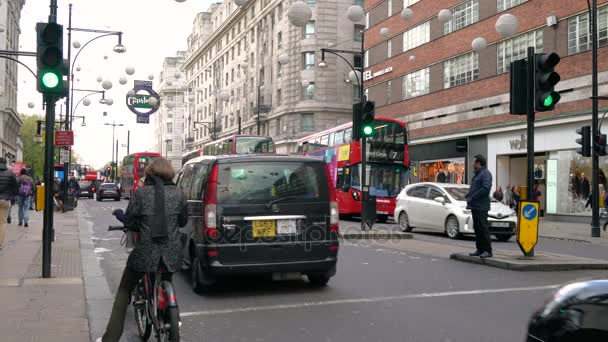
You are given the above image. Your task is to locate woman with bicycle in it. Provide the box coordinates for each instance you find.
[98,158,188,342]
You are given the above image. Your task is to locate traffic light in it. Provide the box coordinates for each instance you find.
[106,166,111,176]
[534,53,561,112]
[576,126,591,157]
[509,59,527,115]
[36,22,68,97]
[361,101,375,138]
[352,103,362,141]
[595,133,607,156]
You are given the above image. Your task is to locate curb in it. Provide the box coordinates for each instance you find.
[339,232,413,240]
[77,205,114,342]
[449,253,608,272]
[539,235,591,243]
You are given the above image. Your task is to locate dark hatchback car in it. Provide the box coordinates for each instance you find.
[96,183,121,201]
[78,181,98,199]
[177,155,339,293]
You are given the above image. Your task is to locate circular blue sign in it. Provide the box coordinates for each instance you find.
[522,204,537,221]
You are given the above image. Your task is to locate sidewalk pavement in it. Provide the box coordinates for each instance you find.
[0,206,114,342]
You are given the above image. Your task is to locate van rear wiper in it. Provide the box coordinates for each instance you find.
[265,196,298,209]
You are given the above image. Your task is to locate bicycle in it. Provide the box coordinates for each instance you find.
[108,223,180,342]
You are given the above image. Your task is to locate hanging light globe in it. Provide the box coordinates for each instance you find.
[119,77,128,85]
[401,8,413,21]
[28,102,35,109]
[102,80,113,90]
[73,41,81,49]
[380,27,390,37]
[125,66,135,75]
[127,89,136,97]
[437,9,452,23]
[83,98,91,106]
[348,70,362,84]
[346,5,365,22]
[472,37,487,51]
[105,98,114,106]
[496,13,520,38]
[148,97,158,106]
[96,76,102,82]
[234,0,248,6]
[148,74,154,80]
[287,1,312,27]
[278,53,289,65]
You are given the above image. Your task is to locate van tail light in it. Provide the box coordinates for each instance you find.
[325,164,339,234]
[204,164,219,231]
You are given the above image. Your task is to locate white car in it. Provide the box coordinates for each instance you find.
[393,182,516,241]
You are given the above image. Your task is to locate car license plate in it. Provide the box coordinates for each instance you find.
[377,211,388,215]
[253,220,276,238]
[82,191,88,194]
[277,219,297,234]
[491,222,510,228]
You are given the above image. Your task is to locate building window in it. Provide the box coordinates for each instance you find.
[356,0,364,6]
[444,0,479,35]
[403,0,419,6]
[278,3,283,19]
[303,51,315,69]
[304,21,315,38]
[386,80,392,104]
[497,30,543,74]
[354,55,363,68]
[278,31,282,49]
[166,140,173,152]
[497,0,526,12]
[365,12,369,29]
[231,47,235,60]
[568,6,608,55]
[403,21,429,51]
[167,123,173,134]
[251,29,255,42]
[444,52,479,88]
[231,69,235,82]
[402,67,430,99]
[301,113,314,131]
[308,0,316,7]
[277,89,282,106]
[364,51,369,68]
[354,24,365,41]
[302,82,315,100]
[388,0,392,16]
[387,40,392,58]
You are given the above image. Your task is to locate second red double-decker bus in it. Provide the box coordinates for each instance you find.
[121,152,161,199]
[297,117,409,222]
[202,134,275,156]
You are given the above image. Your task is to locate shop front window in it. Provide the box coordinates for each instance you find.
[417,158,466,184]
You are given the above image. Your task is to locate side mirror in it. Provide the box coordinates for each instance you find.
[434,197,445,204]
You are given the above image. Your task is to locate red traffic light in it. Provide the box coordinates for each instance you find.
[106,166,111,171]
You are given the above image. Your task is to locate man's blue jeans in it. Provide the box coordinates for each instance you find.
[17,195,31,225]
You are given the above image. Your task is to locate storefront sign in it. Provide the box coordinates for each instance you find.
[509,133,527,150]
[363,66,393,81]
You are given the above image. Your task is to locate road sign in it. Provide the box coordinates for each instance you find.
[54,130,74,146]
[60,149,70,163]
[516,201,539,256]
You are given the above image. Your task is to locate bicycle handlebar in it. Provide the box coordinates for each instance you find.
[108,225,125,231]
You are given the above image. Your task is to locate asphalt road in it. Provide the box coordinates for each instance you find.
[80,199,607,342]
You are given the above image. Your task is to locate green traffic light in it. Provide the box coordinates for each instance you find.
[42,71,60,89]
[363,125,374,137]
[543,94,553,107]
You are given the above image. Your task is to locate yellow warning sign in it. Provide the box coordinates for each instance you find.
[516,200,539,255]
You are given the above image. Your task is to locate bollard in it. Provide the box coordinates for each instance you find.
[36,185,45,211]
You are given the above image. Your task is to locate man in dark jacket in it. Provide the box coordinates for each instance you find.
[0,158,18,249]
[466,154,493,258]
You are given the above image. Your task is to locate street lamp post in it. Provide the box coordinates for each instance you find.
[104,121,124,182]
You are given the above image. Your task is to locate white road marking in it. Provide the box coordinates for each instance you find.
[94,247,112,254]
[180,284,559,317]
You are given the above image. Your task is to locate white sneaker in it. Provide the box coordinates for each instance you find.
[95,338,103,342]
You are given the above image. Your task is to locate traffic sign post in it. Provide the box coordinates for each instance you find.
[54,130,74,146]
[516,200,540,257]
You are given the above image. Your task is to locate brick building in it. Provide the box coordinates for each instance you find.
[364,0,608,217]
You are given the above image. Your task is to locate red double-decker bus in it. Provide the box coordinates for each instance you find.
[297,118,409,222]
[181,135,275,166]
[120,152,161,199]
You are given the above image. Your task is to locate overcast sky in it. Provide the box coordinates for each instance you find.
[18,0,212,168]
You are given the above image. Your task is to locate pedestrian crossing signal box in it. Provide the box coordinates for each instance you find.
[516,200,539,256]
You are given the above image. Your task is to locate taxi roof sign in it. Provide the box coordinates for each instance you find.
[516,201,539,256]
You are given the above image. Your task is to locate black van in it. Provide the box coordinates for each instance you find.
[177,155,339,293]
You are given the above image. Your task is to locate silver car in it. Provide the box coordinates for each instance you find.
[393,183,516,241]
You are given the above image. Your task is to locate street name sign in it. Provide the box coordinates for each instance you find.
[516,201,539,255]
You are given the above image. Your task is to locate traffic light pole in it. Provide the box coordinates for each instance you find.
[42,95,56,278]
[590,0,601,237]
[525,47,536,257]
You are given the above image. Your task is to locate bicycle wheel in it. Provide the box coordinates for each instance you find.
[157,307,180,342]
[132,283,152,340]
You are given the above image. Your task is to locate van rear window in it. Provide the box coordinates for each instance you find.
[217,162,326,204]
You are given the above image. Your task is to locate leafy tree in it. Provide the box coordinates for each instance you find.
[19,114,44,178]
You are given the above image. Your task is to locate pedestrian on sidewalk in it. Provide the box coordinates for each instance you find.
[16,169,33,227]
[0,158,18,249]
[492,186,504,202]
[466,154,493,259]
[97,157,188,342]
